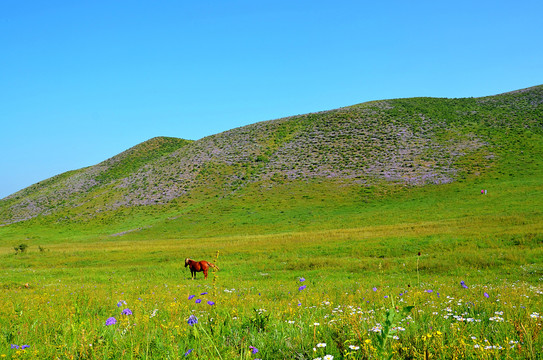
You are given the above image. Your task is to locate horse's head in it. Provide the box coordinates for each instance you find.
[185,258,190,267]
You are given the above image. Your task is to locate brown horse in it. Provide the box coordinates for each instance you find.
[185,258,219,280]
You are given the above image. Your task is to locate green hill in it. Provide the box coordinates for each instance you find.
[1,85,542,244]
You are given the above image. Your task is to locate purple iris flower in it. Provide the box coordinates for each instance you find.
[122,308,133,315]
[188,295,195,300]
[200,292,208,295]
[299,277,305,282]
[298,285,306,291]
[21,345,30,349]
[11,344,19,349]
[484,292,489,298]
[187,315,198,326]
[195,299,202,304]
[184,348,193,356]
[105,317,117,326]
[207,301,215,306]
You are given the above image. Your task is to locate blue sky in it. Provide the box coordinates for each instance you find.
[1,0,542,199]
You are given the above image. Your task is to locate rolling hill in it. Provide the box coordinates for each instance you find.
[1,85,542,243]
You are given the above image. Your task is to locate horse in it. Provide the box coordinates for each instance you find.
[185,258,220,280]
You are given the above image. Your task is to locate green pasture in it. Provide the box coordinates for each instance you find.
[1,113,542,358]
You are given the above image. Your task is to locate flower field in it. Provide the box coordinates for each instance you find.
[1,244,542,359]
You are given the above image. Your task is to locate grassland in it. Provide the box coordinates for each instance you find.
[0,86,542,358]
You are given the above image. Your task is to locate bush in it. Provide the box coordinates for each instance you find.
[13,243,28,254]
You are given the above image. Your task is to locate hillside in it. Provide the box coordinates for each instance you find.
[1,85,542,241]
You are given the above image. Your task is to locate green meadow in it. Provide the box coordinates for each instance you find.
[1,88,543,358]
[1,162,542,359]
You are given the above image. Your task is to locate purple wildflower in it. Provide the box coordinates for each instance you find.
[460,281,468,289]
[484,292,490,298]
[105,317,117,326]
[188,295,195,300]
[21,345,30,349]
[200,292,208,295]
[250,346,259,354]
[384,295,389,299]
[298,285,306,291]
[195,299,202,304]
[187,315,198,326]
[11,344,19,349]
[299,277,306,282]
[122,308,133,315]
[207,301,215,306]
[426,289,433,293]
[117,300,126,307]
[184,348,193,357]
[372,287,377,292]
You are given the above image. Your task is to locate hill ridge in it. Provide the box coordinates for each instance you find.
[1,85,542,225]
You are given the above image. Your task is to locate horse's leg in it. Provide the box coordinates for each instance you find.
[204,268,208,279]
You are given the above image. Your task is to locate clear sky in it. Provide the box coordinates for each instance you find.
[1,0,542,199]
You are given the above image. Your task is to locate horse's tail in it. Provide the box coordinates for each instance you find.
[208,262,220,271]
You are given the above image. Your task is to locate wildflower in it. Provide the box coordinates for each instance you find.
[187,315,198,326]
[349,345,360,350]
[207,301,215,306]
[324,355,334,360]
[122,308,133,315]
[188,295,195,300]
[300,277,306,282]
[484,292,489,298]
[393,335,399,340]
[364,339,371,344]
[314,322,320,326]
[372,287,377,292]
[316,343,326,348]
[105,317,117,326]
[249,346,259,354]
[299,285,306,291]
[200,292,208,295]
[426,289,433,293]
[11,345,19,349]
[117,300,126,307]
[195,299,202,304]
[184,348,193,356]
[21,345,29,350]
[460,281,468,289]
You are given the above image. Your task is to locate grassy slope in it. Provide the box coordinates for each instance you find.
[0,87,542,267]
[0,88,542,360]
